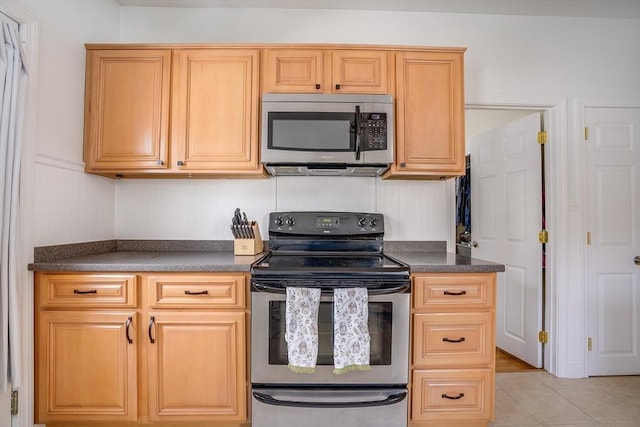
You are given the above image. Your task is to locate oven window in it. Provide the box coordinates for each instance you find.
[268,301,393,365]
[268,112,355,151]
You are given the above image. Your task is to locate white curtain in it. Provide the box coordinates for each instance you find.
[0,16,28,392]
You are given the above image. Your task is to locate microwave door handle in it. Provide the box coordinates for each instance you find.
[354,105,362,161]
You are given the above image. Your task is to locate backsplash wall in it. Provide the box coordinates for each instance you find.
[114,176,451,242]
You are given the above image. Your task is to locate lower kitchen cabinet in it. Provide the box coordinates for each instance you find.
[409,273,496,427]
[147,311,246,421]
[36,310,138,423]
[35,272,249,425]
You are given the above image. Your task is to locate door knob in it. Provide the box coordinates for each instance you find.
[635,256,640,265]
[471,241,479,248]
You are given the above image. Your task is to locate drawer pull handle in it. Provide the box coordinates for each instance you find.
[443,337,466,343]
[443,290,467,296]
[73,289,97,294]
[125,316,133,344]
[184,290,209,295]
[442,393,465,400]
[148,316,156,344]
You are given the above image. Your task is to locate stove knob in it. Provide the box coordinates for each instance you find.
[286,217,296,227]
[369,218,378,228]
[274,216,284,227]
[358,217,366,227]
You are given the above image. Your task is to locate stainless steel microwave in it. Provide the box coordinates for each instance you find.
[260,94,394,176]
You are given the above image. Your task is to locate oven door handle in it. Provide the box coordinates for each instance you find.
[251,282,410,295]
[252,390,407,409]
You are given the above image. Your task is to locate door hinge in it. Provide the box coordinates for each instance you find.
[537,131,548,144]
[538,229,548,244]
[587,232,592,245]
[10,390,18,416]
[588,337,593,352]
[584,126,589,140]
[538,330,548,344]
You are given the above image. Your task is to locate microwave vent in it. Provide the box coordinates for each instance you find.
[263,163,389,177]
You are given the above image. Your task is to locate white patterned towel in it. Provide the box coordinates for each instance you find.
[333,287,371,374]
[285,287,321,373]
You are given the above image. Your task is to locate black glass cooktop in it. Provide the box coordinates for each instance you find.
[251,252,408,274]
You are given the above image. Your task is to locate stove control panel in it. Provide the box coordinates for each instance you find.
[269,211,384,235]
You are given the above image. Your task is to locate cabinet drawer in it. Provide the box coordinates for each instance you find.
[413,312,494,368]
[411,368,494,422]
[38,273,137,308]
[147,274,246,308]
[413,273,495,310]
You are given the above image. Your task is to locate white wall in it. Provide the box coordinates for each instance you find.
[113,7,640,243]
[20,0,121,246]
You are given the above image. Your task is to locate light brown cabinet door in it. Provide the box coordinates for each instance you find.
[388,50,465,179]
[331,50,389,94]
[84,49,171,171]
[146,311,247,422]
[262,49,325,93]
[36,311,138,423]
[171,49,261,174]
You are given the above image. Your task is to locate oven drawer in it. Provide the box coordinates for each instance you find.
[411,368,494,422]
[38,273,137,308]
[413,312,494,368]
[413,273,495,310]
[147,274,246,308]
[252,387,407,427]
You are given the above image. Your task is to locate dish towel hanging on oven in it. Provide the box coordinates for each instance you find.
[333,288,371,374]
[285,287,321,373]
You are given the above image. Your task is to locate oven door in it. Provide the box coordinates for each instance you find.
[251,289,409,385]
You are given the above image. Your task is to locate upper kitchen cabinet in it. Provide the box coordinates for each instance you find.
[83,49,171,172]
[171,49,262,174]
[83,46,263,177]
[384,49,466,179]
[262,48,391,94]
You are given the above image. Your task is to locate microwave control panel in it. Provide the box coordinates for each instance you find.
[361,113,388,151]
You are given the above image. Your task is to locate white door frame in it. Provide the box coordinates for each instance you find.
[449,95,567,377]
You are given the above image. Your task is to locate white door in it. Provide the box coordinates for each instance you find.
[585,107,640,376]
[470,112,543,368]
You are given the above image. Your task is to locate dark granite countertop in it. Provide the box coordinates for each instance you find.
[387,251,505,273]
[29,240,504,274]
[29,250,263,272]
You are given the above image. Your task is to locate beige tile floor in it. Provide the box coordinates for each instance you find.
[491,371,640,426]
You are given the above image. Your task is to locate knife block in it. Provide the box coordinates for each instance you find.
[233,222,263,255]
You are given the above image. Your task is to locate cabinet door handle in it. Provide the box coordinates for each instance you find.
[442,393,465,400]
[148,316,156,344]
[315,83,321,90]
[73,289,97,294]
[184,290,209,295]
[444,290,467,296]
[125,316,133,344]
[443,337,466,343]
[177,160,185,166]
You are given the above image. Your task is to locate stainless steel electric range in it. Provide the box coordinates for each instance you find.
[251,211,410,427]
